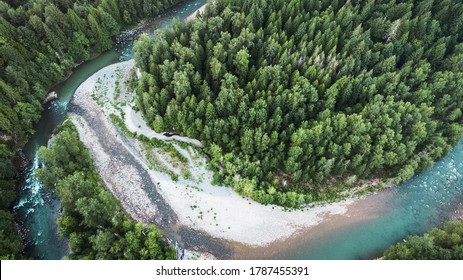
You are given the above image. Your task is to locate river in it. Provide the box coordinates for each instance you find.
[13,0,208,260]
[266,141,463,259]
[14,0,463,260]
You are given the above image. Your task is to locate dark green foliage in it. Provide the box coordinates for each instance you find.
[135,0,463,207]
[36,121,176,260]
[0,144,23,259]
[384,221,463,260]
[0,0,182,148]
[0,0,182,259]
[0,210,23,259]
[0,144,16,210]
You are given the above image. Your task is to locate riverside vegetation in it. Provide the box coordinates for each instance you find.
[2,0,463,260]
[384,220,463,260]
[36,121,176,260]
[134,0,463,208]
[0,0,183,258]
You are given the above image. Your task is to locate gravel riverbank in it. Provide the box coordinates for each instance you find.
[67,57,380,259]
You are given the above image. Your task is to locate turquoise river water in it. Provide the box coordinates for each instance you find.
[274,141,463,259]
[14,0,207,260]
[13,0,463,260]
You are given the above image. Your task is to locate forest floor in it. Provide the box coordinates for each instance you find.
[67,58,394,259]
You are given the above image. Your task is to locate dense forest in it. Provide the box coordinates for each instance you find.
[0,0,182,258]
[135,0,463,207]
[36,121,176,259]
[384,220,463,259]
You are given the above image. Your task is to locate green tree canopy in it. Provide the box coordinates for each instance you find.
[384,221,463,260]
[37,121,176,260]
[134,0,463,207]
